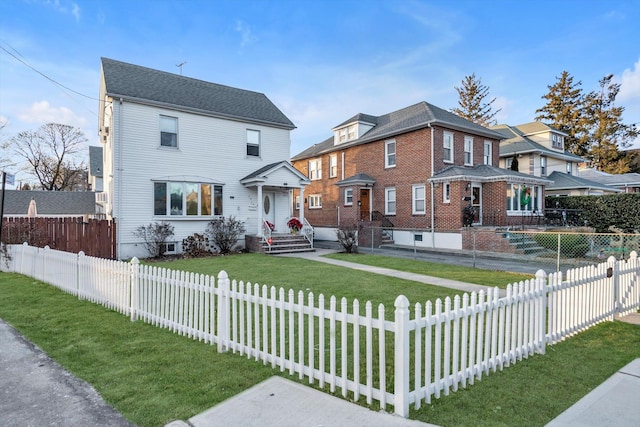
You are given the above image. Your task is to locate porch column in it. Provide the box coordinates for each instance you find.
[257,184,263,237]
[298,186,305,225]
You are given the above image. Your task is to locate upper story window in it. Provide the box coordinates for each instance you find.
[443,131,454,163]
[567,161,573,174]
[540,156,547,176]
[385,140,396,168]
[412,184,425,214]
[160,116,178,148]
[484,141,492,165]
[464,136,473,165]
[347,125,356,140]
[329,154,338,178]
[344,188,353,206]
[385,187,396,215]
[154,181,222,217]
[552,134,564,149]
[309,159,322,180]
[247,129,260,157]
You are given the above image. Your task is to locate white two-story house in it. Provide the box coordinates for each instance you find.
[98,58,309,259]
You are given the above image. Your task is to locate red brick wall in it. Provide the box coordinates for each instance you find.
[291,126,504,230]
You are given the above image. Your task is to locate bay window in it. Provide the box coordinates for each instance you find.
[154,181,223,217]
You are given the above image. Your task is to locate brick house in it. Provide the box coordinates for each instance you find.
[291,102,549,250]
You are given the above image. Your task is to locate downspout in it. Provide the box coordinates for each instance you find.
[117,98,123,259]
[429,123,435,248]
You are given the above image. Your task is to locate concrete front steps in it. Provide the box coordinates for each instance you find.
[261,234,314,255]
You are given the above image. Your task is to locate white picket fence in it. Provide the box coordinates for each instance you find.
[2,243,639,417]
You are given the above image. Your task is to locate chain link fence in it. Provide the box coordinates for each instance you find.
[352,225,640,274]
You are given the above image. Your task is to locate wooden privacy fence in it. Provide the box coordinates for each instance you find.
[1,217,116,259]
[2,244,639,418]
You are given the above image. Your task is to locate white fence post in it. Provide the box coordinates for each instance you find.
[535,269,547,354]
[130,257,139,322]
[394,295,410,418]
[217,270,230,353]
[609,255,620,316]
[77,251,85,298]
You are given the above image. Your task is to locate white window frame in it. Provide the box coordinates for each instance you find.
[309,159,322,180]
[464,136,473,165]
[443,131,454,163]
[412,184,425,214]
[385,187,396,215]
[344,188,353,206]
[567,161,572,174]
[385,140,396,168]
[295,195,300,210]
[309,194,322,209]
[540,156,547,176]
[552,134,563,149]
[443,182,451,203]
[246,129,260,157]
[484,141,492,165]
[506,183,541,213]
[160,115,178,148]
[154,181,223,217]
[329,154,338,178]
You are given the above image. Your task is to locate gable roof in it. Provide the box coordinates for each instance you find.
[546,171,622,193]
[292,101,504,160]
[336,173,376,187]
[492,124,584,162]
[429,164,551,185]
[513,121,567,136]
[1,190,97,216]
[240,161,310,186]
[100,57,295,130]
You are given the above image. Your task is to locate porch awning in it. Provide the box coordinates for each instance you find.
[240,161,310,188]
[429,164,551,186]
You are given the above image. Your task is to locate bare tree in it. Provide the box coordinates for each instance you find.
[10,123,88,191]
[0,119,15,172]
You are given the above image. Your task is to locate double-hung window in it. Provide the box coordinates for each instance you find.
[247,129,260,157]
[443,182,451,203]
[484,141,492,165]
[309,194,322,209]
[329,154,338,178]
[412,184,425,214]
[464,136,473,165]
[540,156,547,175]
[385,187,396,215]
[160,116,178,147]
[344,188,353,206]
[567,161,572,174]
[385,140,396,168]
[309,159,322,180]
[154,181,223,216]
[443,131,454,163]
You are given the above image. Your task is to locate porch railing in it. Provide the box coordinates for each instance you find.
[302,217,314,248]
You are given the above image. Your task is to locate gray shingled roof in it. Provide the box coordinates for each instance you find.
[101,57,295,129]
[546,171,621,192]
[515,121,566,136]
[429,164,551,185]
[89,146,103,178]
[493,123,584,162]
[578,168,640,187]
[240,161,310,184]
[336,173,376,187]
[292,101,504,160]
[1,190,97,215]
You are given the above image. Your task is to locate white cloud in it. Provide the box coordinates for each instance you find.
[18,100,87,128]
[235,20,257,48]
[39,0,81,22]
[71,3,81,22]
[618,58,640,101]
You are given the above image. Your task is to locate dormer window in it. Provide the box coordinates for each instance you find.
[552,134,563,149]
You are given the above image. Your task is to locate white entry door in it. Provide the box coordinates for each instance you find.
[263,192,276,229]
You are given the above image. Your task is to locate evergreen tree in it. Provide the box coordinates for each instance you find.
[583,75,639,173]
[510,154,519,172]
[451,73,501,127]
[535,71,588,156]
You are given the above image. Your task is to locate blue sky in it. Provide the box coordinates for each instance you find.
[1,0,639,187]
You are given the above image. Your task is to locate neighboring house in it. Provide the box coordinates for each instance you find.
[98,58,308,259]
[89,146,104,192]
[577,166,640,193]
[1,190,97,218]
[290,102,548,249]
[492,122,618,196]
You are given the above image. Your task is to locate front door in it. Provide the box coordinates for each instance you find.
[471,184,482,225]
[360,189,370,221]
[263,192,275,229]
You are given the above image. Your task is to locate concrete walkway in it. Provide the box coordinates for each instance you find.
[278,248,504,295]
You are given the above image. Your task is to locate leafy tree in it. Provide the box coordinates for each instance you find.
[9,123,87,191]
[582,75,639,173]
[535,71,588,156]
[451,73,501,127]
